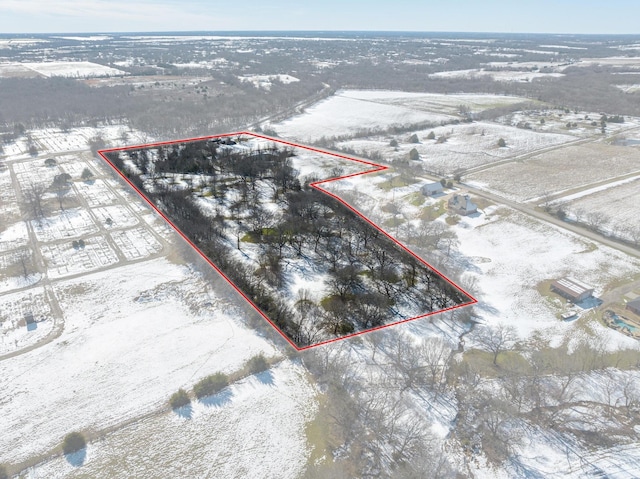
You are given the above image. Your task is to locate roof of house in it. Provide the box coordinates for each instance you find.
[551,277,594,298]
[628,298,640,310]
[449,194,477,212]
[423,182,443,191]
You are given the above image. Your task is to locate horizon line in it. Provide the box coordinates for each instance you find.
[2,30,640,37]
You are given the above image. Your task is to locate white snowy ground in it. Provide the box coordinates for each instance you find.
[453,207,640,349]
[429,68,565,82]
[273,91,456,142]
[1,129,317,477]
[239,74,299,90]
[335,90,527,115]
[336,121,576,174]
[0,287,52,355]
[553,177,640,239]
[24,361,315,479]
[467,142,640,202]
[0,258,281,465]
[14,62,126,78]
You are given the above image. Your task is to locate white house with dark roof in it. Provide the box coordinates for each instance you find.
[448,194,477,216]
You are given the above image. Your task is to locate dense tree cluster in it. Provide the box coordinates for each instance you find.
[106,140,470,346]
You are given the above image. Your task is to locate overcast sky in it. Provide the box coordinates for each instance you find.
[0,0,638,35]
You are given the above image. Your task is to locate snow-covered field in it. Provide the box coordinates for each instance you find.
[274,91,456,142]
[467,142,640,201]
[0,258,280,465]
[429,68,565,82]
[239,73,299,89]
[555,177,640,236]
[454,207,640,347]
[336,121,576,174]
[24,361,316,479]
[0,61,127,78]
[0,63,41,78]
[338,90,528,115]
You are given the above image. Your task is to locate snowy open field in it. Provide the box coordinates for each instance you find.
[454,207,640,348]
[429,68,565,82]
[467,142,640,201]
[555,177,640,236]
[0,258,280,465]
[274,91,456,142]
[338,90,528,115]
[16,61,126,78]
[24,361,316,479]
[336,121,576,174]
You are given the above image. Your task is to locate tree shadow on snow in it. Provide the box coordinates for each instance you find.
[65,448,86,467]
[173,404,193,419]
[255,369,274,386]
[200,388,233,408]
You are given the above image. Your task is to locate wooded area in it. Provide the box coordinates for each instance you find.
[105,139,471,347]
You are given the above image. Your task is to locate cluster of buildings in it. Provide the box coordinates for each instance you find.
[421,181,478,216]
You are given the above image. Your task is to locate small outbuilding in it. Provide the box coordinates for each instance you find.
[448,194,477,216]
[551,277,594,303]
[627,298,640,316]
[421,182,443,197]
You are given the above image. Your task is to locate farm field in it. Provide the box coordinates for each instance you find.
[24,361,315,479]
[554,177,640,240]
[467,142,640,202]
[336,121,576,174]
[429,68,565,82]
[273,91,456,142]
[336,90,529,115]
[0,258,279,465]
[0,61,127,78]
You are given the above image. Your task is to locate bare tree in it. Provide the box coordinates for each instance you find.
[475,324,517,365]
[585,211,609,233]
[23,184,45,220]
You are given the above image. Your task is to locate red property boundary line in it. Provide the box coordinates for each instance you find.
[98,131,477,351]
